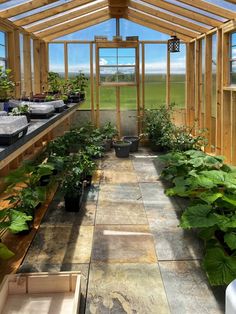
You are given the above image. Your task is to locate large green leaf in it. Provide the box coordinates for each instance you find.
[180,204,219,229]
[224,232,236,250]
[0,243,14,260]
[199,192,223,204]
[198,227,217,241]
[203,247,236,285]
[186,174,216,189]
[222,194,236,206]
[8,210,32,234]
[200,170,225,184]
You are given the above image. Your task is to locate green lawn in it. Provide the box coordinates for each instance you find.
[80,74,186,110]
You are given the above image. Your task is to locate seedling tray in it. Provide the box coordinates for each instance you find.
[0,116,28,145]
[30,104,55,119]
[0,272,81,314]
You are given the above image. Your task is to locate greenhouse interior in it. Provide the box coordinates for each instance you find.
[0,0,236,313]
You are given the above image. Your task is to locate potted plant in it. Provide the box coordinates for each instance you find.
[123,136,140,152]
[100,122,118,151]
[70,72,88,101]
[9,103,31,122]
[113,140,132,158]
[47,72,62,95]
[0,67,15,112]
[62,166,84,212]
[45,95,55,102]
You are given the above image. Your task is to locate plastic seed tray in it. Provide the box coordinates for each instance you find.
[29,104,55,119]
[0,116,28,145]
[0,111,7,116]
[0,272,81,314]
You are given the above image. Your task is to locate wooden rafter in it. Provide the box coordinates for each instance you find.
[44,14,110,41]
[141,0,222,27]
[129,1,207,34]
[0,0,58,19]
[127,8,198,39]
[26,1,108,33]
[127,12,192,41]
[177,0,235,20]
[14,0,92,27]
[36,8,109,39]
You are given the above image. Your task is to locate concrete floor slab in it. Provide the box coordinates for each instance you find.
[96,201,148,225]
[86,263,170,314]
[92,225,157,263]
[159,261,224,314]
[23,225,94,265]
[98,183,142,203]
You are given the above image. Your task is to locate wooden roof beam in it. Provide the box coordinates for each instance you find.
[108,0,128,17]
[44,14,110,41]
[142,0,222,27]
[36,8,109,39]
[129,0,208,34]
[0,0,57,19]
[14,0,92,27]
[26,1,108,33]
[127,8,199,38]
[177,0,235,20]
[126,13,191,41]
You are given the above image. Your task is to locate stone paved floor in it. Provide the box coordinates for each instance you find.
[19,148,225,314]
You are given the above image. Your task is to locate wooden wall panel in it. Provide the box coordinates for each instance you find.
[186,42,195,126]
[33,39,41,94]
[39,42,48,92]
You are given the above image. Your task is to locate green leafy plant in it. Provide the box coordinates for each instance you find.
[160,149,236,286]
[100,122,118,140]
[45,95,55,101]
[9,103,30,116]
[70,71,88,94]
[47,72,62,94]
[0,67,15,101]
[0,242,14,260]
[0,208,33,234]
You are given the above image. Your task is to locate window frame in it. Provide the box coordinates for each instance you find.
[98,47,137,86]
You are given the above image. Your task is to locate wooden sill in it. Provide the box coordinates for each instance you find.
[223,86,236,91]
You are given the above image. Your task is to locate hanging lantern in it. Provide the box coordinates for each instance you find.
[168,35,180,53]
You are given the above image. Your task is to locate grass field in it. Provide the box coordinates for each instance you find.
[79,74,186,110]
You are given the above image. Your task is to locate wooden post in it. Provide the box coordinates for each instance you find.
[8,30,21,99]
[186,42,195,126]
[90,42,95,123]
[33,39,41,94]
[166,45,170,107]
[95,44,100,127]
[204,35,212,152]
[136,44,140,134]
[23,34,32,96]
[141,42,145,113]
[195,39,201,129]
[116,86,121,137]
[216,29,222,155]
[40,41,48,92]
[64,42,68,80]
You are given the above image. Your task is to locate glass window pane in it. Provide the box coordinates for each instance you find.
[145,44,167,109]
[100,67,118,83]
[202,38,205,115]
[120,86,137,110]
[49,43,65,77]
[100,48,117,58]
[100,57,117,66]
[100,86,116,109]
[231,32,236,47]
[117,67,135,82]
[170,44,186,109]
[118,48,135,57]
[118,56,135,65]
[231,61,236,84]
[0,45,5,58]
[0,32,5,46]
[231,46,236,59]
[0,59,6,70]
[212,34,217,118]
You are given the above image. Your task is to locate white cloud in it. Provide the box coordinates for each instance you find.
[99,58,108,66]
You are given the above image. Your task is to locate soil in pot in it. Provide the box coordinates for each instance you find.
[113,140,131,158]
[123,136,140,152]
[39,175,51,186]
[64,191,83,212]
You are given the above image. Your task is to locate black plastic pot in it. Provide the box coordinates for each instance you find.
[113,140,132,158]
[64,188,84,212]
[123,136,140,152]
[39,174,51,186]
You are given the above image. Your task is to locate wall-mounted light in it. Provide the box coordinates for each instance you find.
[168,35,180,53]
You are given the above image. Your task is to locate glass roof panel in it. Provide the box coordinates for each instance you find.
[54,19,116,40]
[203,0,236,11]
[167,0,226,22]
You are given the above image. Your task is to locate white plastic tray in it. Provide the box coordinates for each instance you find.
[0,272,81,314]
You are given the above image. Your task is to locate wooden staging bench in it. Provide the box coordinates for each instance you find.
[0,103,80,282]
